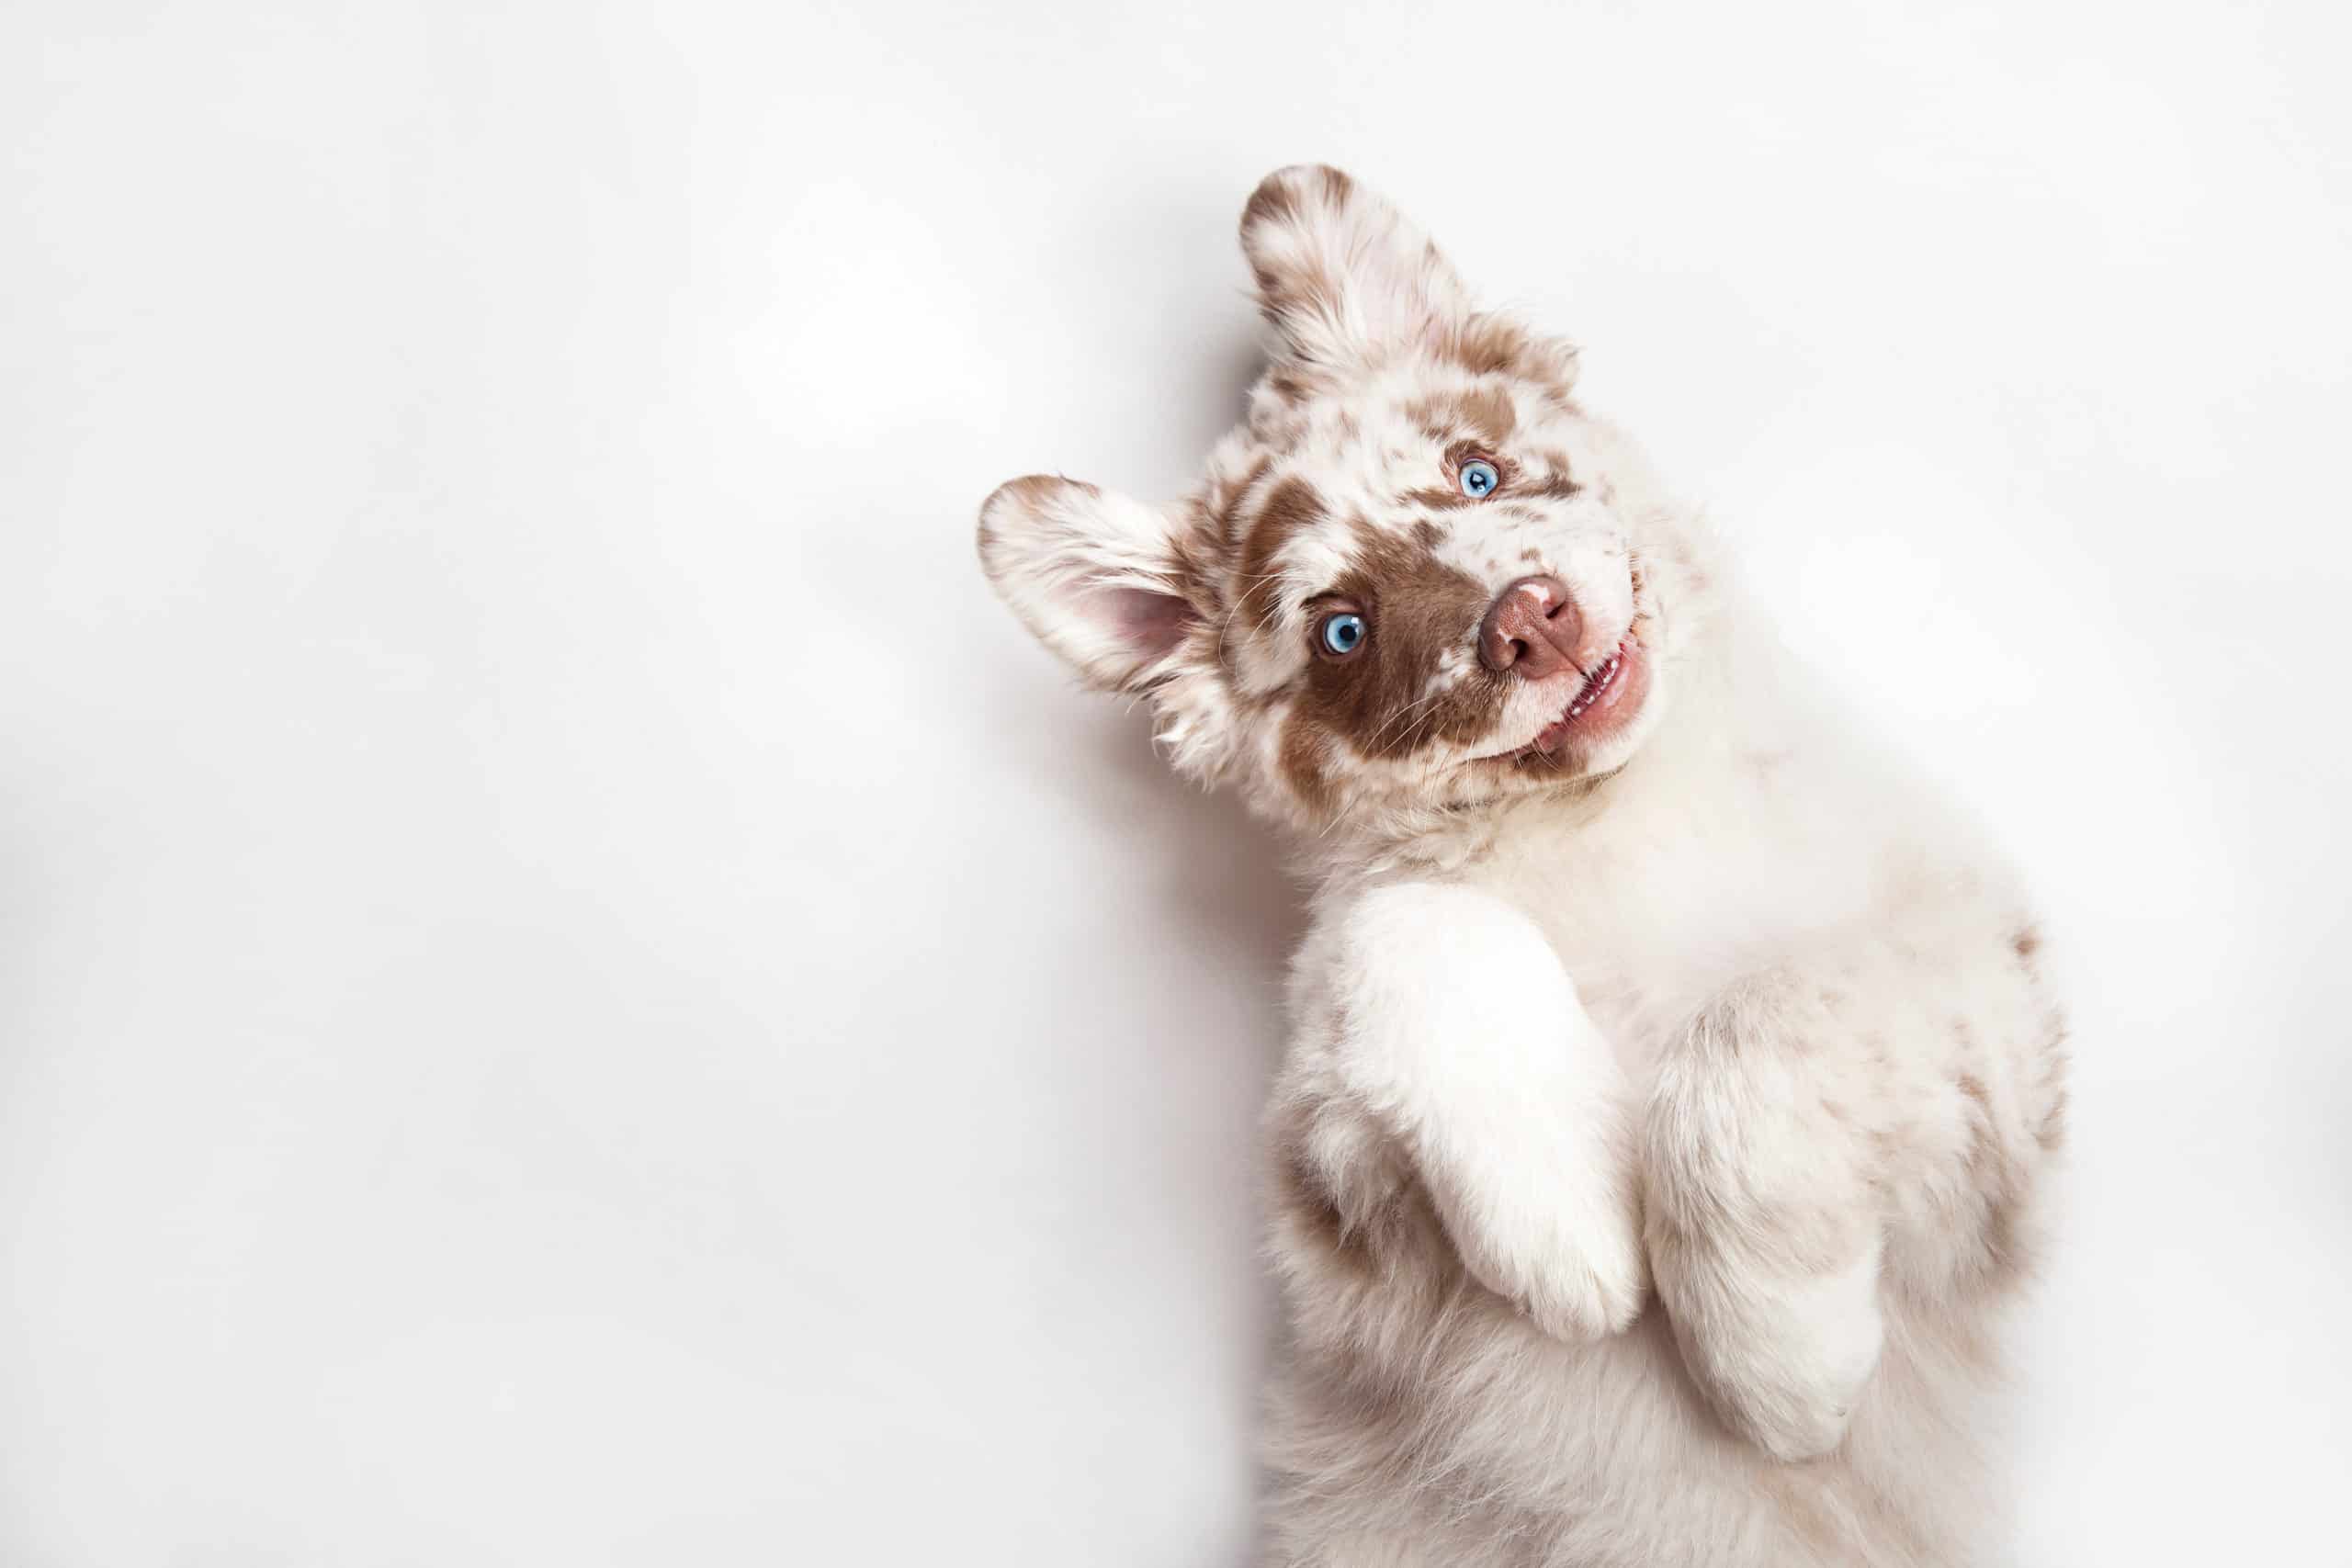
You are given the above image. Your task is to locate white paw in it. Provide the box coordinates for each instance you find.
[1667,1248,1884,1461]
[1703,1348,1875,1463]
[1485,1180,1649,1342]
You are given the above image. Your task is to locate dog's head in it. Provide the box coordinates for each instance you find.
[980,165,1707,836]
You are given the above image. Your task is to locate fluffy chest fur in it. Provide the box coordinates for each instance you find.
[1326,624,1950,1084]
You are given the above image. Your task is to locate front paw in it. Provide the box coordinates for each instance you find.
[1480,1185,1649,1342]
[1519,1234,1647,1343]
[1661,1247,1884,1461]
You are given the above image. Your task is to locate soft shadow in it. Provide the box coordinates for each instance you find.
[1102,703,1301,959]
[980,240,1294,1553]
[980,665,1304,1023]
[1069,701,1294,1568]
[1181,327,1271,461]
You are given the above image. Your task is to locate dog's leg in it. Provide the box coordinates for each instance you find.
[1643,931,2060,1462]
[1313,882,1646,1341]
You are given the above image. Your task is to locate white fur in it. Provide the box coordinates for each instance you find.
[1302,883,1645,1341]
[979,166,2067,1567]
[977,477,1194,693]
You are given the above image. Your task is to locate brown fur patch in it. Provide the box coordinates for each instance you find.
[1456,383,1517,446]
[1405,384,1518,448]
[2034,1085,2070,1153]
[1248,254,1342,350]
[1435,314,1577,390]
[1210,455,1274,552]
[1953,1067,2039,1292]
[1242,172,1303,231]
[1979,1188,2030,1287]
[1396,485,1481,513]
[2032,1018,2071,1152]
[1973,1149,2033,1290]
[1269,366,1315,405]
[1279,713,1340,817]
[1235,474,1328,635]
[1169,509,1226,616]
[1398,448,1521,513]
[1239,170,1370,365]
[1290,521,1505,766]
[989,474,1096,513]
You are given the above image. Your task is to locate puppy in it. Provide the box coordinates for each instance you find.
[978,165,2066,1567]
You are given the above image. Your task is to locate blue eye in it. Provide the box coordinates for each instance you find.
[1460,459,1500,498]
[1317,611,1367,657]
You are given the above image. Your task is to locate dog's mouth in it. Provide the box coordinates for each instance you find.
[1533,644,1627,751]
[1521,640,1639,755]
[1471,633,1650,765]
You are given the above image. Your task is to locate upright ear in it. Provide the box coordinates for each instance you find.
[1239,164,1474,369]
[977,475,1203,694]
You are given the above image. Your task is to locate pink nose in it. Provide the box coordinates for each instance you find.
[1479,575,1582,679]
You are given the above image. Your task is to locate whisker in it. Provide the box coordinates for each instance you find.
[1365,685,1445,752]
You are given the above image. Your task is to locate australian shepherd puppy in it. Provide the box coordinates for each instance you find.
[978,165,2066,1567]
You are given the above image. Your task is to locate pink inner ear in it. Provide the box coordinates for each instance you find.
[1102,585,1197,664]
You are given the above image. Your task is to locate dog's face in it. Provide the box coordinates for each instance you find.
[981,166,1705,836]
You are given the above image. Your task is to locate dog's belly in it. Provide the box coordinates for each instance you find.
[1261,1285,2000,1567]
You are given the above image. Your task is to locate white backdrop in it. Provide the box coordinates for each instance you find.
[4,2,2349,1563]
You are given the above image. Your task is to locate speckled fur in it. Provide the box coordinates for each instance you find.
[978,166,2066,1567]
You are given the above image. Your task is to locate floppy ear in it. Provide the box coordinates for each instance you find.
[977,475,1202,694]
[1239,164,1475,369]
